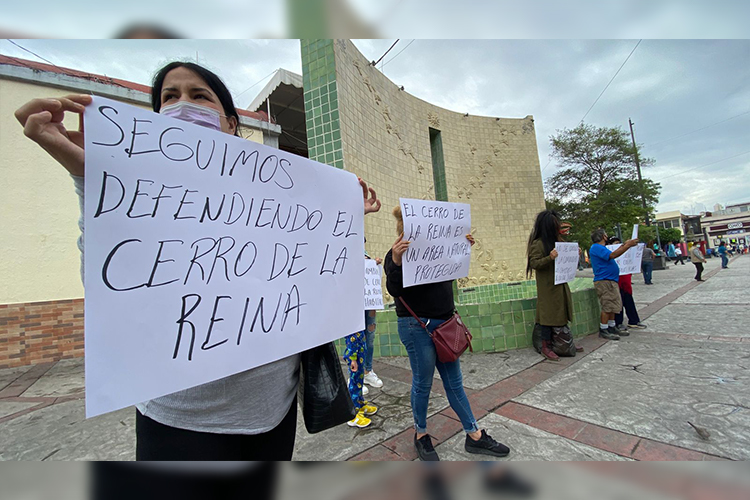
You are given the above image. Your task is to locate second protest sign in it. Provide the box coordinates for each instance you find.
[399,198,471,287]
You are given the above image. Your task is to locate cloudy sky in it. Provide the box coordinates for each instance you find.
[2,38,748,214]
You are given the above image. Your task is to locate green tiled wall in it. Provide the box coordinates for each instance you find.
[335,279,601,358]
[301,39,344,169]
[455,277,593,304]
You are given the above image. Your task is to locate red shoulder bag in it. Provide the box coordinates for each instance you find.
[398,297,473,363]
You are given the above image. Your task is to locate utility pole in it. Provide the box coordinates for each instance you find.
[629,118,650,226]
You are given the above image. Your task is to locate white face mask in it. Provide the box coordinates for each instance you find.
[160,101,223,131]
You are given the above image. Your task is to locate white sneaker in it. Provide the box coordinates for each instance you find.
[364,371,384,388]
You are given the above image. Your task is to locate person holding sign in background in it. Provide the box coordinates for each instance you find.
[526,211,583,361]
[607,237,647,331]
[363,248,385,390]
[385,206,510,461]
[589,229,639,341]
[15,61,382,461]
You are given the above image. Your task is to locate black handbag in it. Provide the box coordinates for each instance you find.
[298,341,356,434]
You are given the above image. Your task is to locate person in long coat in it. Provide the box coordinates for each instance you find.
[526,211,580,360]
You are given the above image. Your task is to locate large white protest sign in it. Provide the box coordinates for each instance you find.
[399,198,471,287]
[606,243,646,275]
[364,260,384,310]
[83,97,364,417]
[554,242,579,285]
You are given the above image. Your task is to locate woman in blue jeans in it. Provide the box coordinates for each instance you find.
[384,206,510,461]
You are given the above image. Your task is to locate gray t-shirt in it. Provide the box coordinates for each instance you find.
[73,175,299,434]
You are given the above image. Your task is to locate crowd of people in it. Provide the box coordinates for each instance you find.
[14,59,739,466]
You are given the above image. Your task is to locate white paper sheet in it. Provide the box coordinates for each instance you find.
[399,198,472,287]
[83,97,365,417]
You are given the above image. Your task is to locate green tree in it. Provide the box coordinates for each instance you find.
[545,123,660,248]
[547,123,655,200]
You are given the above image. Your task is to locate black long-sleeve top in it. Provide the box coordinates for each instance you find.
[384,249,455,319]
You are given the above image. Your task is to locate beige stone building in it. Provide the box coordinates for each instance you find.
[252,40,546,294]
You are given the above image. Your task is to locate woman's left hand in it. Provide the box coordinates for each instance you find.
[359,178,381,214]
[466,234,475,246]
[374,257,383,265]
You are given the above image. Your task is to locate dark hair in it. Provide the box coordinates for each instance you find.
[591,228,607,244]
[526,210,562,277]
[607,236,621,245]
[151,62,240,136]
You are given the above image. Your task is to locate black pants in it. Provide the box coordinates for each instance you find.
[135,395,297,461]
[92,462,278,500]
[694,262,704,280]
[615,290,640,326]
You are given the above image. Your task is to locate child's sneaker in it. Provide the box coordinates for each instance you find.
[361,403,378,416]
[347,412,372,428]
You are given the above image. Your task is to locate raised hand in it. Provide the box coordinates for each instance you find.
[359,177,381,214]
[15,94,92,177]
[391,233,411,266]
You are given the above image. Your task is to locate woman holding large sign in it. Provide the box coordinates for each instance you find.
[384,206,510,461]
[526,210,582,361]
[15,61,381,461]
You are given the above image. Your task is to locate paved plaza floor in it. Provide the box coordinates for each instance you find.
[1,255,747,461]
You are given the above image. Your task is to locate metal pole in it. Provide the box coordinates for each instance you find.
[629,118,650,225]
[655,223,662,249]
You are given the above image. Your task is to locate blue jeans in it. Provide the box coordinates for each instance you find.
[397,317,479,434]
[721,255,729,268]
[364,310,377,372]
[641,261,653,284]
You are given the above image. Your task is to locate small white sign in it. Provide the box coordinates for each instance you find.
[554,242,579,285]
[631,224,639,240]
[364,260,385,310]
[606,243,646,275]
[399,198,472,287]
[83,97,365,417]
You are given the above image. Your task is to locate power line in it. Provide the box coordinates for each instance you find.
[544,40,642,176]
[6,39,57,66]
[648,110,750,147]
[540,158,553,174]
[580,39,642,123]
[382,39,416,68]
[371,39,400,67]
[235,69,278,100]
[652,150,750,181]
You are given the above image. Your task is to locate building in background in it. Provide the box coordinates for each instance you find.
[251,40,545,297]
[701,201,750,249]
[0,55,280,368]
